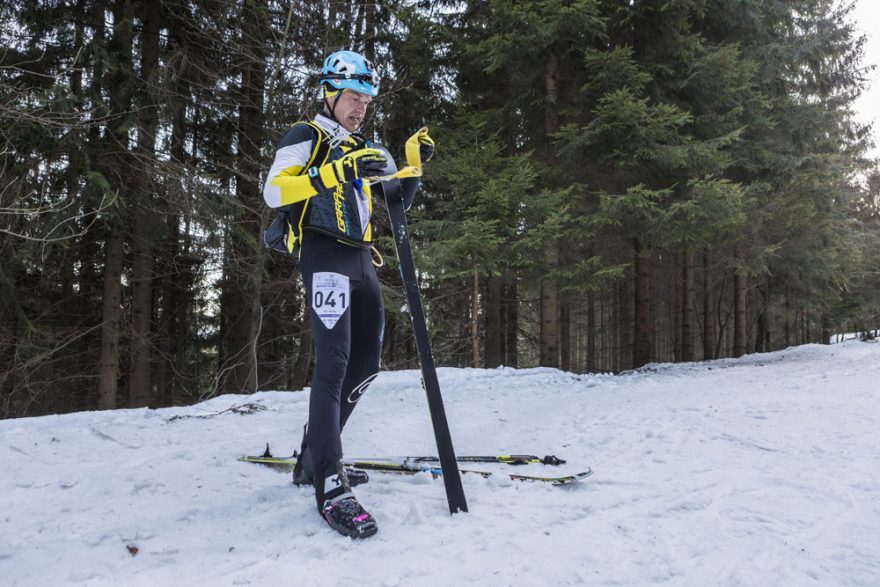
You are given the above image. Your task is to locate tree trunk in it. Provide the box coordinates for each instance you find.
[157,20,190,407]
[559,298,571,372]
[821,314,831,345]
[681,250,695,362]
[158,213,180,406]
[291,325,313,391]
[218,1,267,393]
[539,52,560,368]
[633,238,652,368]
[754,278,770,353]
[733,270,748,357]
[784,292,792,347]
[471,269,481,368]
[539,261,559,367]
[97,0,134,409]
[702,249,715,360]
[64,0,88,411]
[79,0,108,410]
[586,289,596,372]
[128,213,154,406]
[383,308,398,367]
[484,274,504,367]
[618,276,633,372]
[755,309,767,353]
[97,220,124,410]
[803,309,811,343]
[363,1,376,61]
[503,270,518,367]
[129,0,160,408]
[0,265,21,417]
[559,234,575,370]
[672,253,682,362]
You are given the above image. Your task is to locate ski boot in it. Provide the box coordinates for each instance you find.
[320,464,378,539]
[293,425,369,488]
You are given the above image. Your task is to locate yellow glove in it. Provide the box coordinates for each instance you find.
[405,127,434,169]
[364,128,435,185]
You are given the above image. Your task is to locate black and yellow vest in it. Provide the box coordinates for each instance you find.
[264,122,375,256]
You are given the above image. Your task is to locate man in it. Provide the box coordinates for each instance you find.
[262,50,430,539]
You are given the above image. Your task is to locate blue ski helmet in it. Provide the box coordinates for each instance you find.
[320,50,380,97]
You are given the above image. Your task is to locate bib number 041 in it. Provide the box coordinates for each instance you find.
[312,272,350,329]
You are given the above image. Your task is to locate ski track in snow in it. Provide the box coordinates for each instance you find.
[1,341,879,586]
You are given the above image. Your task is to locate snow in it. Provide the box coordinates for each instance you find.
[2,341,880,586]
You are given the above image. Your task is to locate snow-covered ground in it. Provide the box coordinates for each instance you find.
[2,340,879,586]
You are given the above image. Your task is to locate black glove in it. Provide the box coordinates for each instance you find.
[419,136,434,163]
[308,148,387,192]
[357,153,387,178]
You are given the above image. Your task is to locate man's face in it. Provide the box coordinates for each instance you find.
[331,89,373,132]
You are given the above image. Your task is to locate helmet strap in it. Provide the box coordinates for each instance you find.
[322,86,344,124]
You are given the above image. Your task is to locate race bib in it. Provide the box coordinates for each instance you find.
[312,272,350,329]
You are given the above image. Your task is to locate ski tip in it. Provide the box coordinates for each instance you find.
[507,468,593,485]
[555,469,593,485]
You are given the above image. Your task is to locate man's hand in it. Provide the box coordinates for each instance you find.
[335,147,387,181]
[350,148,387,179]
[308,148,387,192]
[418,134,434,163]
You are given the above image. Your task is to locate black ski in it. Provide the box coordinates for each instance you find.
[379,175,468,513]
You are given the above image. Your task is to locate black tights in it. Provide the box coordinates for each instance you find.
[298,232,383,507]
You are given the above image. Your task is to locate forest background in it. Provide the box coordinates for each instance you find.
[2,0,879,418]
